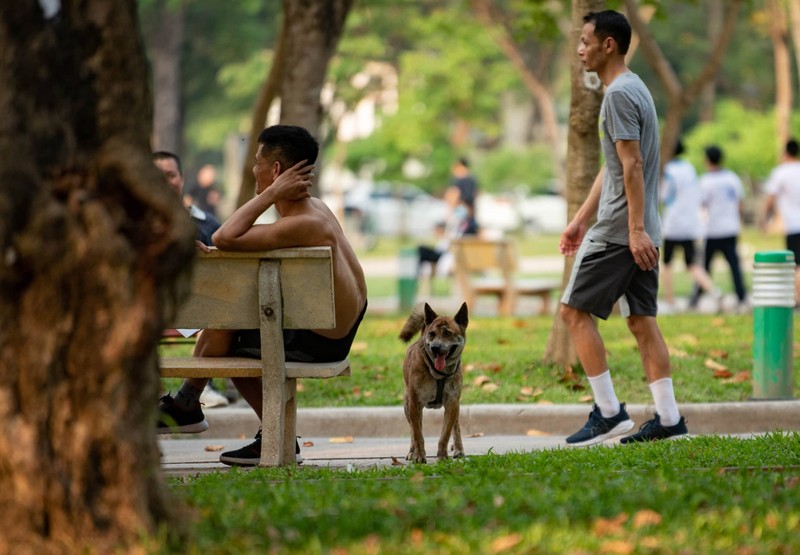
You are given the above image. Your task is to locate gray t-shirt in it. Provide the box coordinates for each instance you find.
[589,72,661,246]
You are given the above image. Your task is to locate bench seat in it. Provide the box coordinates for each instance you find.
[161,357,351,379]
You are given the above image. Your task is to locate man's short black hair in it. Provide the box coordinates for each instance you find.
[705,145,723,165]
[257,125,319,169]
[786,138,799,157]
[153,151,182,175]
[584,10,632,55]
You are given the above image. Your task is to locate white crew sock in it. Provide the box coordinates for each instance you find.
[649,377,680,426]
[588,370,621,418]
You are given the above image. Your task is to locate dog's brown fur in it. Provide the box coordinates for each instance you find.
[399,302,468,463]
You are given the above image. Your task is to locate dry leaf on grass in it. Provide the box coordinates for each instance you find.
[302,441,314,447]
[296,383,305,392]
[579,394,593,403]
[600,540,635,555]
[467,432,485,438]
[704,358,728,372]
[490,533,523,553]
[713,369,733,379]
[721,371,750,384]
[519,386,543,397]
[676,333,699,346]
[473,375,492,386]
[632,509,662,528]
[482,383,500,393]
[593,513,628,536]
[329,436,354,443]
[349,341,368,352]
[668,347,689,358]
[390,456,404,466]
[708,349,729,359]
[204,445,224,452]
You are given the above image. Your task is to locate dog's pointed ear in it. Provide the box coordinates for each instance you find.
[454,302,469,330]
[423,303,438,326]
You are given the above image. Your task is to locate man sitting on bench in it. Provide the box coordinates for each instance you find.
[158,125,368,466]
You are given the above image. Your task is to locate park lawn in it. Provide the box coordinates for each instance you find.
[156,432,800,554]
[162,312,800,407]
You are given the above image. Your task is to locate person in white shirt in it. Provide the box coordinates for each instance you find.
[660,140,716,310]
[762,138,800,303]
[691,145,746,309]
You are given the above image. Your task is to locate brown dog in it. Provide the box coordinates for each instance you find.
[399,302,468,463]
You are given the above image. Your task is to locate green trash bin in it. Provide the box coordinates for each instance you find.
[751,251,795,400]
[398,247,418,313]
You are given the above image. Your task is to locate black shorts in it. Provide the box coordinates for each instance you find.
[787,233,800,266]
[230,302,367,363]
[561,238,659,320]
[663,239,696,267]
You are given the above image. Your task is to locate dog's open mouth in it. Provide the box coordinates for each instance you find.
[433,345,460,372]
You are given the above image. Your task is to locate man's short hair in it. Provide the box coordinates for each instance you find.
[584,10,632,55]
[153,151,182,175]
[786,138,799,157]
[257,125,319,169]
[705,145,723,165]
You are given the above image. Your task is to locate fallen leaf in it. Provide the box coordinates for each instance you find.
[363,391,374,397]
[537,399,554,405]
[511,319,527,328]
[709,349,729,359]
[464,363,477,373]
[526,429,550,436]
[409,528,424,545]
[721,371,750,384]
[519,386,534,396]
[490,533,523,553]
[676,333,699,346]
[482,383,500,393]
[204,445,224,452]
[496,338,510,345]
[296,382,305,392]
[473,375,492,386]
[632,509,662,528]
[570,383,586,391]
[329,436,354,443]
[600,540,634,554]
[467,432,484,438]
[713,369,733,379]
[704,358,728,372]
[302,441,314,448]
[593,513,628,537]
[351,387,361,396]
[668,347,689,358]
[391,456,404,466]
[350,341,368,352]
[639,536,661,549]
[579,394,593,403]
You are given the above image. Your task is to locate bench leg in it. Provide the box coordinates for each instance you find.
[283,378,298,466]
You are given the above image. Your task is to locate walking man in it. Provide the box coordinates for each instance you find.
[559,10,688,446]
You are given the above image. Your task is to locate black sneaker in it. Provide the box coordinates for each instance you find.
[566,403,634,446]
[620,413,688,444]
[219,429,304,467]
[157,394,209,434]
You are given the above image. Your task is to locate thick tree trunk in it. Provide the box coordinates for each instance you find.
[146,0,185,153]
[280,0,353,197]
[543,0,605,369]
[0,2,195,552]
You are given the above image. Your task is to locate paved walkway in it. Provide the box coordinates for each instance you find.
[160,400,800,475]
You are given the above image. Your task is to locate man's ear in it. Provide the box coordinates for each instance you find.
[604,36,615,53]
[271,160,282,179]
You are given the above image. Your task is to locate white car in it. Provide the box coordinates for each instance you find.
[343,181,448,238]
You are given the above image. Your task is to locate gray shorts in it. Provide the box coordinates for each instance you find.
[561,238,659,320]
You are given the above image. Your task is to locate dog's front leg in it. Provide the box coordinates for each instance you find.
[404,395,427,463]
[438,401,462,459]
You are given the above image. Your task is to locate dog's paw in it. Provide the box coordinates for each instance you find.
[406,449,427,464]
[451,449,465,459]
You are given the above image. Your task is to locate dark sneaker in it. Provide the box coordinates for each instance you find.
[219,429,303,467]
[566,403,634,446]
[157,394,209,434]
[620,413,688,444]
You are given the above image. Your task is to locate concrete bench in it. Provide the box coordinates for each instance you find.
[162,247,349,466]
[451,237,560,316]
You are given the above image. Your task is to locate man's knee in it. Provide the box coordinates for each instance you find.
[626,315,656,337]
[560,303,586,328]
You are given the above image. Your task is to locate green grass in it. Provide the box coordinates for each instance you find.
[163,312,800,406]
[155,433,800,554]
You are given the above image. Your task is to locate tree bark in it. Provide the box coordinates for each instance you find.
[789,0,800,103]
[543,0,605,369]
[279,0,354,197]
[625,0,742,170]
[0,2,195,552]
[767,0,793,155]
[144,0,186,153]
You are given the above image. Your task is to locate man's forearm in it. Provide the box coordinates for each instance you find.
[213,189,275,246]
[573,167,604,225]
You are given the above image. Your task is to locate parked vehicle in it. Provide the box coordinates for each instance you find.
[343,181,449,238]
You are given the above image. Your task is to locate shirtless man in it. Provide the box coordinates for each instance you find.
[158,125,368,466]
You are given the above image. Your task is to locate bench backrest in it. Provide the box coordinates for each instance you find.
[451,238,518,277]
[167,247,335,331]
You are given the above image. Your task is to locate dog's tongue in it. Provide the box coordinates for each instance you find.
[434,354,447,371]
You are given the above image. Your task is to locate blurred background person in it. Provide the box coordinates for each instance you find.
[660,140,717,312]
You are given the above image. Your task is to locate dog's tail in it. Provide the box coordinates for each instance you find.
[398,303,425,343]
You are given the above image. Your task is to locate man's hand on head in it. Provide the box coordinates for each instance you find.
[268,160,314,202]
